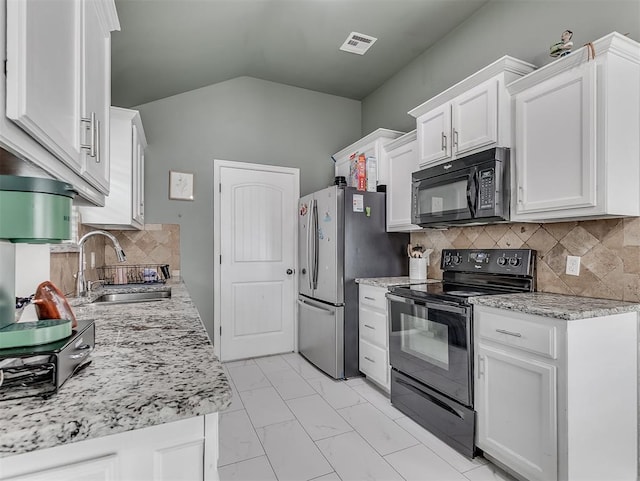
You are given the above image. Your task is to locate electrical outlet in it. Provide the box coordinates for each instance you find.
[566,255,581,276]
[90,252,96,269]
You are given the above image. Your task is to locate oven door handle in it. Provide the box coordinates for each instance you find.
[386,294,469,315]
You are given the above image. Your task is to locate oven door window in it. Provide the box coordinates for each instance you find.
[401,314,450,370]
[388,297,471,406]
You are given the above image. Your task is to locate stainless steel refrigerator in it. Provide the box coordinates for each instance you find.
[297,185,408,379]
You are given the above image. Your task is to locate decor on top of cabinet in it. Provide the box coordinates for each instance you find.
[549,29,574,58]
[508,32,640,222]
[333,128,405,190]
[408,56,536,169]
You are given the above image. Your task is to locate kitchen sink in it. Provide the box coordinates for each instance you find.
[90,289,171,305]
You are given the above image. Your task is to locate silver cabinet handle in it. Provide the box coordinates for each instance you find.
[364,296,376,301]
[364,356,375,363]
[80,112,97,157]
[95,119,101,163]
[364,324,375,330]
[496,329,522,338]
[441,132,447,151]
[477,355,485,379]
[453,129,459,150]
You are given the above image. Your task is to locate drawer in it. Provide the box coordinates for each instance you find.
[359,284,387,311]
[359,306,387,347]
[359,339,389,389]
[476,309,557,359]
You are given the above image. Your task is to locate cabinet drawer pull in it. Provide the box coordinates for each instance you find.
[453,129,459,150]
[364,356,375,363]
[441,132,447,151]
[496,328,522,338]
[364,324,375,330]
[363,296,376,301]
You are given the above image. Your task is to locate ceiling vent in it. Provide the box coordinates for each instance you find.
[339,32,377,55]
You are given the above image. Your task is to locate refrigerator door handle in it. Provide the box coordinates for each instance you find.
[297,298,335,316]
[306,199,314,291]
[312,198,319,290]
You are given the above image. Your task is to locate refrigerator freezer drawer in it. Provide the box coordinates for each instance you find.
[297,296,344,379]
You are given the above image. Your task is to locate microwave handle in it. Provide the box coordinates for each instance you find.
[466,169,478,218]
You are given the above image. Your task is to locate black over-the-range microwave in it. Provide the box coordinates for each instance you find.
[412,147,510,228]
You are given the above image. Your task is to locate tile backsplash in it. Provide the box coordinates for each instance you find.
[50,224,180,296]
[411,218,640,302]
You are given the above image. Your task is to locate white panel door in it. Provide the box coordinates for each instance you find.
[219,164,298,361]
[6,0,83,172]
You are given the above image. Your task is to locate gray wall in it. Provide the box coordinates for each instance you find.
[135,76,360,338]
[362,0,640,134]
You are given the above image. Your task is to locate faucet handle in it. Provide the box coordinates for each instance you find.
[87,280,106,292]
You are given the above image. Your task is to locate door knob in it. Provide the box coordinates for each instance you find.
[286,269,294,275]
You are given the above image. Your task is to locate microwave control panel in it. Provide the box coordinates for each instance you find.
[478,168,495,210]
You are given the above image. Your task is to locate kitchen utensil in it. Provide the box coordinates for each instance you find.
[32,281,77,328]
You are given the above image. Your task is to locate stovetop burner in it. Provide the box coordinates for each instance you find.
[389,248,537,305]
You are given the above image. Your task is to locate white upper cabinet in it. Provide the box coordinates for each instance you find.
[409,56,536,168]
[80,107,147,229]
[384,130,421,232]
[508,32,640,222]
[333,128,405,189]
[6,0,83,173]
[80,0,113,193]
[1,0,119,205]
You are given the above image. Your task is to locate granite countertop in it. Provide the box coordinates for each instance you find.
[356,277,442,288]
[470,292,640,320]
[0,280,231,458]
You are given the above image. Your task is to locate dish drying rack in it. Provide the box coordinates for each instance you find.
[97,264,170,285]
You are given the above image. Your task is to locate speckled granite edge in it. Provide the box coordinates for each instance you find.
[470,292,640,320]
[356,277,442,288]
[0,280,232,458]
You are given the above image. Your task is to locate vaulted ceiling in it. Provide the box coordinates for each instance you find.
[111,0,489,107]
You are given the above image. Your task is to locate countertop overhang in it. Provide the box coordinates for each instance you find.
[0,280,231,458]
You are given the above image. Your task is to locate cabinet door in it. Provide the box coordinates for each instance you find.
[416,104,451,166]
[513,64,596,216]
[81,0,111,193]
[386,139,421,231]
[2,455,118,481]
[476,344,557,481]
[6,0,83,173]
[452,78,498,156]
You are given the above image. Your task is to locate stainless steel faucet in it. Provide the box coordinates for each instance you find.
[76,230,126,296]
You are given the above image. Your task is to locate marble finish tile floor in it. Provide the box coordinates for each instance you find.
[219,353,516,481]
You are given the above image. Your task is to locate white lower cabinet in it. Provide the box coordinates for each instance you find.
[358,284,390,391]
[474,305,637,481]
[0,414,219,481]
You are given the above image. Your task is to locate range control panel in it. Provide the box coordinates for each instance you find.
[441,248,536,276]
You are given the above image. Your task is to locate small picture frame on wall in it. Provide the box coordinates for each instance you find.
[169,170,194,201]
